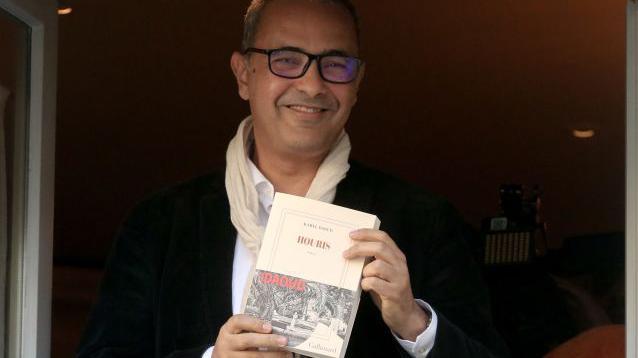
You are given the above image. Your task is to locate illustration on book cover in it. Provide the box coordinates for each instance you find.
[245,269,355,348]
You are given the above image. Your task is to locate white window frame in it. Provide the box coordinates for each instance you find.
[0,0,56,357]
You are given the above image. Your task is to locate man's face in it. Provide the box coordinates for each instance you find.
[231,0,363,161]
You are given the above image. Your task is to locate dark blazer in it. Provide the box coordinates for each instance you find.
[77,162,509,357]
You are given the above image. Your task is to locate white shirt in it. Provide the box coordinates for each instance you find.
[203,161,438,357]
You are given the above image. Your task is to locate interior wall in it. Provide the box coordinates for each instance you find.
[352,1,626,247]
[54,0,626,265]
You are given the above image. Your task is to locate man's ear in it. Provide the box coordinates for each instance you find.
[230,51,250,100]
[351,63,365,105]
[354,63,365,91]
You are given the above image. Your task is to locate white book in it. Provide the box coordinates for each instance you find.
[242,193,380,358]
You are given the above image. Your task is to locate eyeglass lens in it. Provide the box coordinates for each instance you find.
[269,49,358,83]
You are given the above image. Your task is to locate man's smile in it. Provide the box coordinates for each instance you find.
[285,104,328,113]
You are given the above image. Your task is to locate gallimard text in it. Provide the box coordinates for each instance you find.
[308,342,337,353]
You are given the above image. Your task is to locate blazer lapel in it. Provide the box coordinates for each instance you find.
[199,177,237,340]
[333,162,374,213]
[332,162,400,356]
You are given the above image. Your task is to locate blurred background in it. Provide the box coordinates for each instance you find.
[46,0,625,356]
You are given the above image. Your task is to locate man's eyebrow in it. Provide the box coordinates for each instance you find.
[276,46,355,57]
[278,46,305,52]
[321,49,352,57]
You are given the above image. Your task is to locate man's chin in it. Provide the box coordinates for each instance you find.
[283,138,336,158]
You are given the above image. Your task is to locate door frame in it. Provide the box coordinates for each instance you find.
[0,0,56,357]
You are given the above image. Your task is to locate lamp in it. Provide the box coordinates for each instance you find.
[57,1,72,15]
[572,129,595,139]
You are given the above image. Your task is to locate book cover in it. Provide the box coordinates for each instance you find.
[242,193,380,358]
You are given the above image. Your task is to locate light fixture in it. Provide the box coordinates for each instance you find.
[569,120,598,140]
[58,1,72,15]
[572,129,595,139]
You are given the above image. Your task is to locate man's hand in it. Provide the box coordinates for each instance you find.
[212,314,292,358]
[343,229,430,341]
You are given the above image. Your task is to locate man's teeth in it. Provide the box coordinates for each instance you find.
[288,105,324,113]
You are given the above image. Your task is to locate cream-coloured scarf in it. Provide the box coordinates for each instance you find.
[225,116,351,255]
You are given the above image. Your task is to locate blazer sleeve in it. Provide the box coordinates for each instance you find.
[76,200,161,358]
[418,202,510,357]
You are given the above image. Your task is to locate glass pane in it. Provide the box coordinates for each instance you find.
[53,1,626,357]
[0,6,30,357]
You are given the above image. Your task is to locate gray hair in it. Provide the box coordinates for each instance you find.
[241,0,361,51]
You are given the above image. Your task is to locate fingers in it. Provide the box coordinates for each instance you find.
[236,352,292,358]
[343,241,395,262]
[224,315,273,335]
[350,229,398,249]
[231,332,287,351]
[362,257,395,282]
[343,230,409,287]
[361,276,396,298]
[215,315,289,356]
[344,229,406,263]
[344,241,406,265]
[228,351,291,358]
[361,260,409,301]
[341,230,424,339]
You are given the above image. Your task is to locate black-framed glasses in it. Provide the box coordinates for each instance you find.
[244,47,363,84]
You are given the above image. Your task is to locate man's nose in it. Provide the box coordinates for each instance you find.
[294,60,328,97]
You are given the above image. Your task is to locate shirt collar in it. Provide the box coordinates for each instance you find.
[247,159,275,215]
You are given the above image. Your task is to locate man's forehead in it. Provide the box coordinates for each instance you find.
[253,0,359,55]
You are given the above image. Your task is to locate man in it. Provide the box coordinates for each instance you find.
[78,0,509,357]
